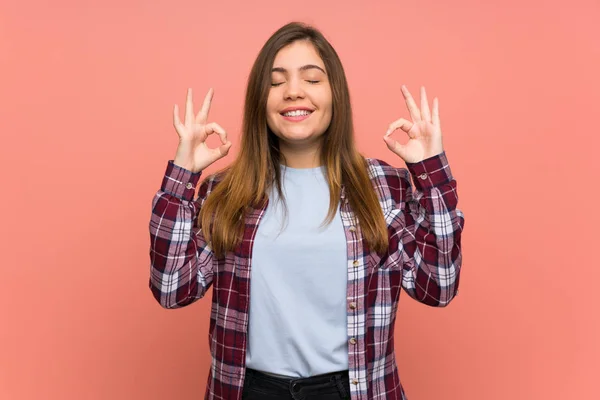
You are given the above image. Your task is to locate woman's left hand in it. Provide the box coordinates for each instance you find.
[383,85,444,164]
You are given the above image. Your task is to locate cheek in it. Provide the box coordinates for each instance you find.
[321,98,333,122]
[266,94,277,114]
[319,88,333,116]
[317,93,333,130]
[266,96,279,126]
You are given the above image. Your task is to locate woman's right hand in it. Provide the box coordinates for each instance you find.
[172,88,232,173]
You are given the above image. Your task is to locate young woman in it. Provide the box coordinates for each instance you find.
[149,22,464,400]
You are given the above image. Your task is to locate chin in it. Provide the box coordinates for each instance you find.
[279,131,318,142]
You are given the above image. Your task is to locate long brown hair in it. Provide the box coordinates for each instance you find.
[199,22,388,259]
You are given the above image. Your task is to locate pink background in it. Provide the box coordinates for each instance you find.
[1,0,598,399]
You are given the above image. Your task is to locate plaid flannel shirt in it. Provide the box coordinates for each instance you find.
[149,151,464,400]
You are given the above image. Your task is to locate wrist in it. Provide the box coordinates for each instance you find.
[172,159,196,172]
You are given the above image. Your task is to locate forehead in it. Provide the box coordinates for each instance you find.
[272,40,325,70]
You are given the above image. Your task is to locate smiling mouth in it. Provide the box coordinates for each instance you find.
[280,110,314,117]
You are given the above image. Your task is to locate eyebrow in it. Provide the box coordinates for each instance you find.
[271,64,327,74]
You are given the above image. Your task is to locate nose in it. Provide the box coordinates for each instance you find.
[284,77,305,100]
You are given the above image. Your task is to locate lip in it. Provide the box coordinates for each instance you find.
[279,106,315,114]
[280,107,314,123]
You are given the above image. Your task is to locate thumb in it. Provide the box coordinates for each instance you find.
[218,141,232,158]
[383,136,409,161]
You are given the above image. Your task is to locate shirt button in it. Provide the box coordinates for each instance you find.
[418,173,428,180]
[349,302,357,310]
[186,182,194,189]
[348,226,356,232]
[351,379,358,385]
[349,338,357,345]
[352,260,359,267]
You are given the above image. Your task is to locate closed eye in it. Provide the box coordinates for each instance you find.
[271,80,320,87]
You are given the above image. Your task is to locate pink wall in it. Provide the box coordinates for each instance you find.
[1,0,598,399]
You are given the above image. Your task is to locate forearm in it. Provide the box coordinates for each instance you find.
[148,161,213,308]
[400,152,465,306]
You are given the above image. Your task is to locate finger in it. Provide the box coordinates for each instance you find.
[185,88,194,126]
[216,141,232,158]
[205,122,227,144]
[173,104,183,131]
[420,86,431,122]
[401,85,421,122]
[432,97,441,129]
[196,88,214,123]
[385,118,414,137]
[383,136,410,161]
[207,140,232,164]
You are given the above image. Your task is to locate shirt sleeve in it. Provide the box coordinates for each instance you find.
[148,160,216,309]
[390,151,465,307]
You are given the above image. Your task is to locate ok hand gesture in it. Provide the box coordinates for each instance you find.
[173,88,232,173]
[383,85,444,164]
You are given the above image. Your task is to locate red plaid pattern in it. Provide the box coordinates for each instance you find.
[149,151,464,399]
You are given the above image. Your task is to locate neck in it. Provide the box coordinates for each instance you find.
[279,139,323,169]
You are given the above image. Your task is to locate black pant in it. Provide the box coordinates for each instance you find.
[242,368,351,400]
